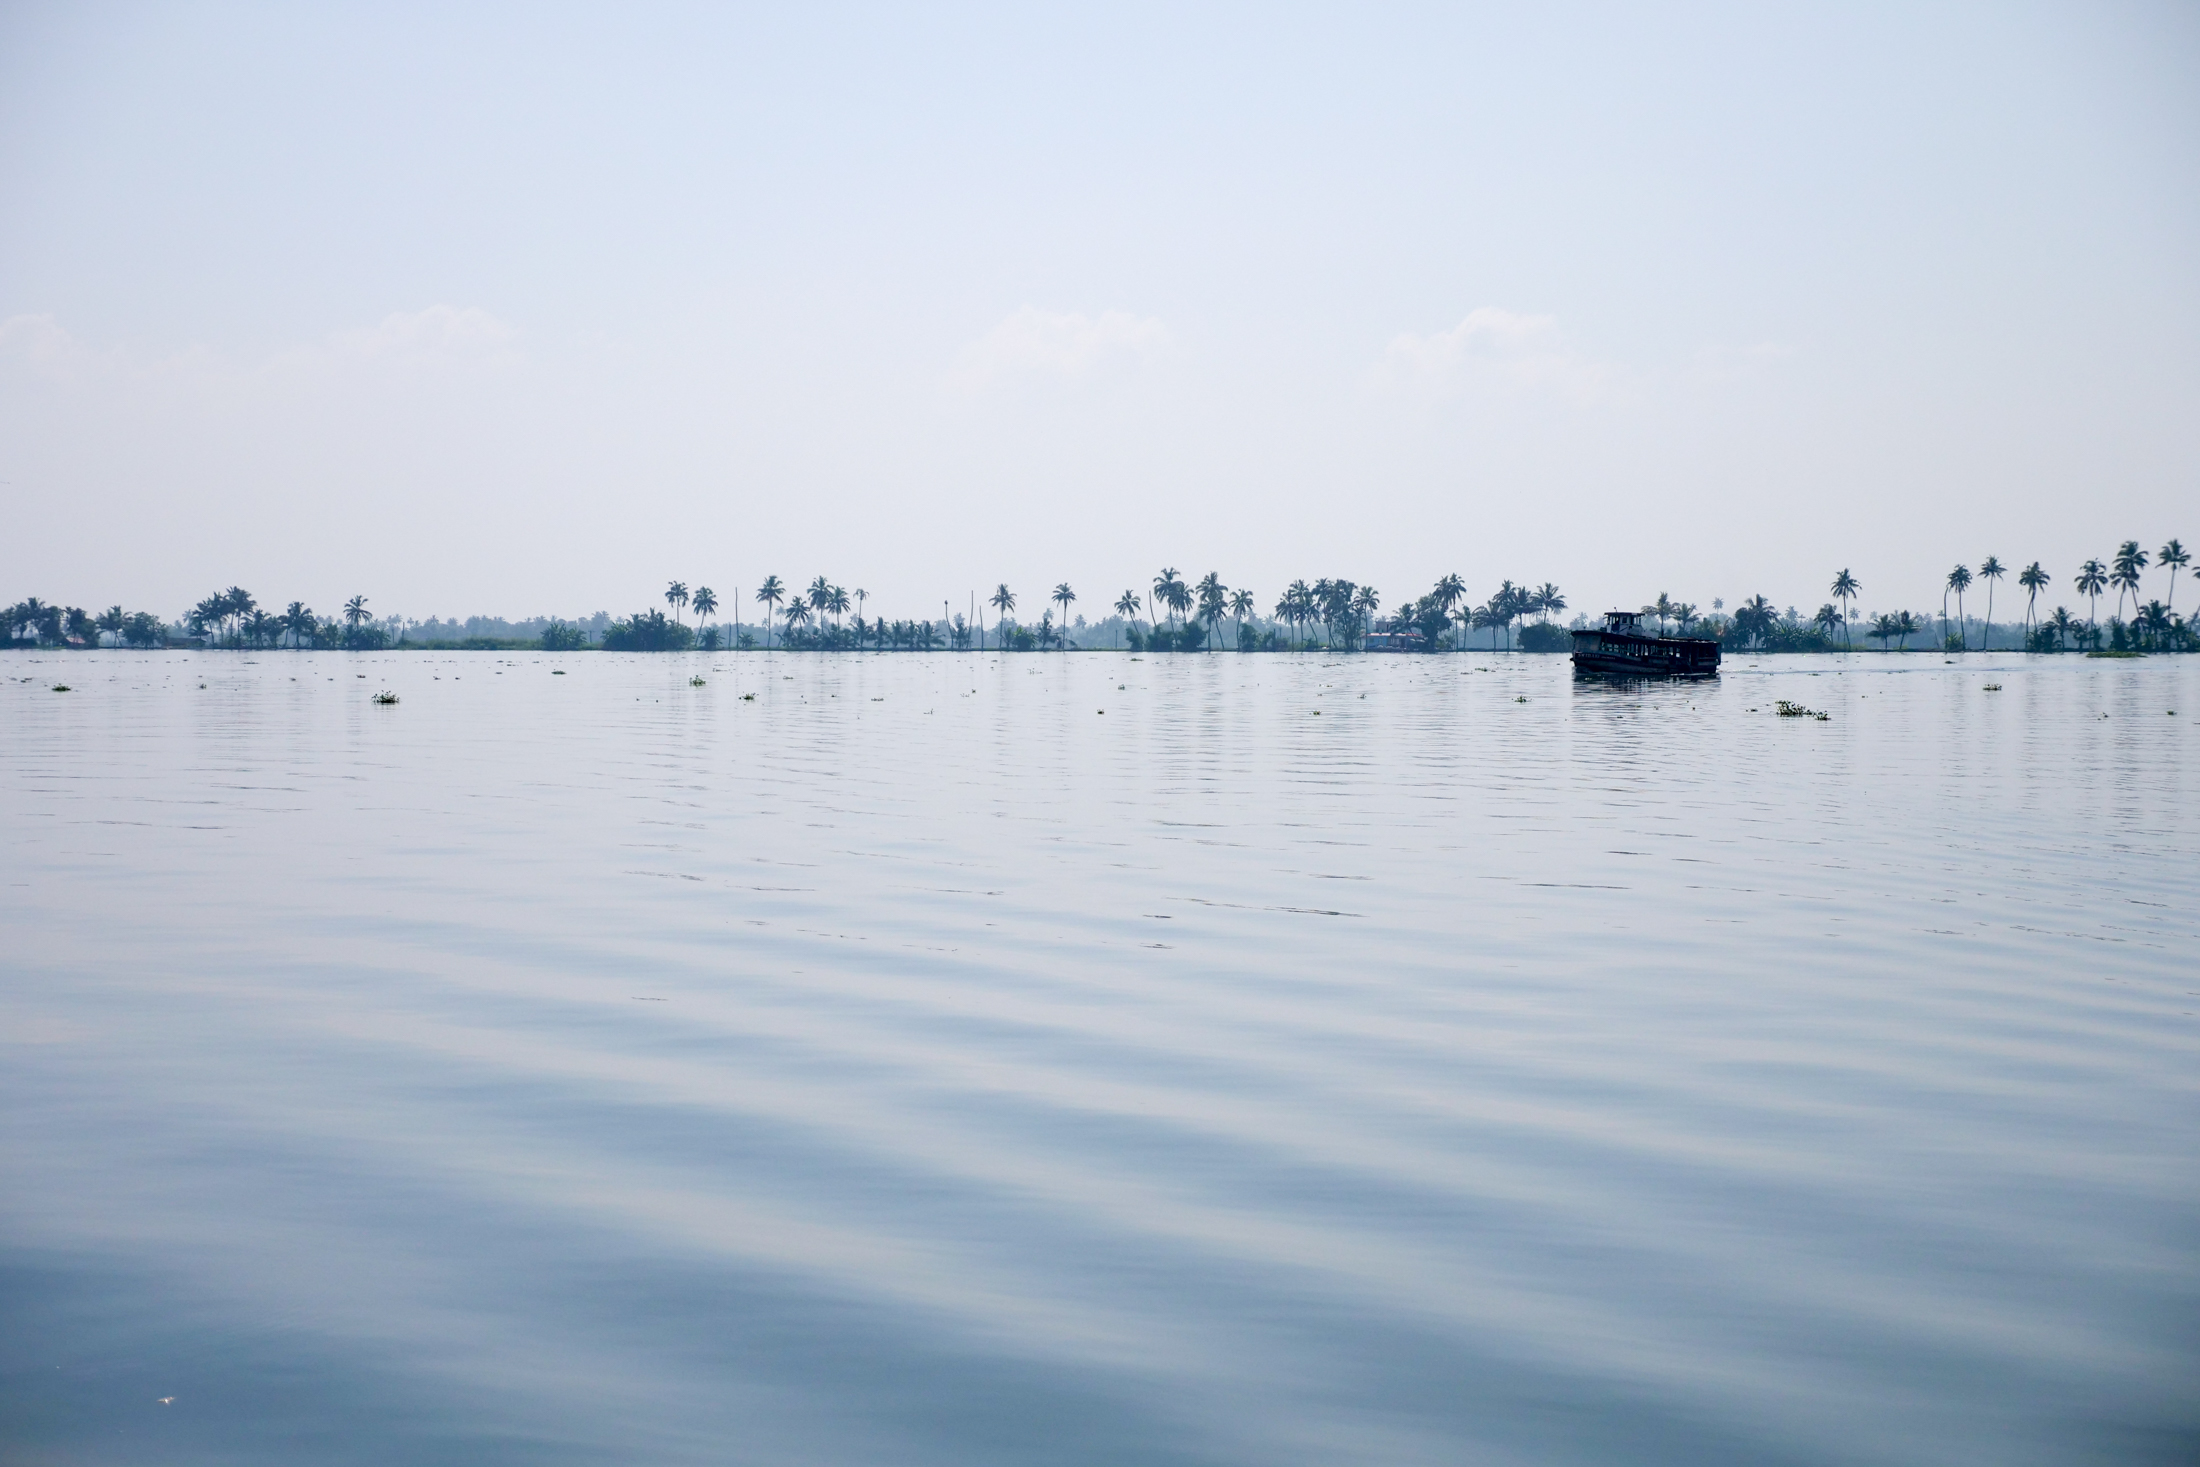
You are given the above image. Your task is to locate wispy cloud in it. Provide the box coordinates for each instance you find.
[326,305,519,362]
[949,307,1169,391]
[1378,308,1615,402]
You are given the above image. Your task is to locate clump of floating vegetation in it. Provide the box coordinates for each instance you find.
[1774,699,1830,720]
[371,690,399,705]
[689,675,706,686]
[51,684,71,692]
[1984,683,2003,691]
[740,692,756,701]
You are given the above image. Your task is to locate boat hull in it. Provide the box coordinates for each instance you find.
[1570,630,1720,677]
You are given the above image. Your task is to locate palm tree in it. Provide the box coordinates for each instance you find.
[1112,590,1141,648]
[1228,587,1255,648]
[1895,610,1919,651]
[666,581,689,624]
[2110,541,2147,623]
[2017,562,2048,645]
[990,584,1016,643]
[223,588,255,647]
[1053,583,1076,648]
[344,595,370,638]
[2158,540,2190,616]
[1536,584,1566,626]
[854,589,869,625]
[1830,569,1860,649]
[283,601,313,648]
[2074,560,2108,639]
[1946,564,1972,650]
[827,586,849,630]
[2045,605,2075,652]
[95,605,125,647]
[1195,573,1227,651]
[1279,580,1313,650]
[1868,613,1897,651]
[1734,595,1775,649]
[1647,593,1675,636]
[783,598,811,641]
[691,587,718,639]
[2135,600,2172,651]
[1674,602,1699,635]
[1152,568,1185,629]
[1975,557,2003,650]
[755,575,785,649]
[1813,604,1842,642]
[1431,574,1466,651]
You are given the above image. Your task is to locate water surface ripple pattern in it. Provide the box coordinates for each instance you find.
[2,650,2195,1465]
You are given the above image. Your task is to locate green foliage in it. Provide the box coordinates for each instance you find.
[540,621,588,651]
[1517,621,1570,653]
[601,610,695,651]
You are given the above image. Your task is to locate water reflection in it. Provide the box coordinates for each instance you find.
[1,650,2195,1465]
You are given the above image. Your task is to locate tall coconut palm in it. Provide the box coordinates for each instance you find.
[2158,540,2189,616]
[223,588,255,647]
[1053,583,1076,648]
[1813,604,1842,642]
[1674,602,1699,635]
[1946,564,1972,649]
[691,586,718,637]
[283,601,312,648]
[1829,569,1860,649]
[2017,562,2048,645]
[1648,593,1675,636]
[95,605,125,647]
[2074,560,2107,638]
[2110,541,2147,622]
[1895,610,1918,651]
[827,586,849,630]
[343,596,370,643]
[1350,585,1378,651]
[1195,574,1227,651]
[1113,590,1141,648]
[755,576,785,649]
[1427,573,1462,651]
[666,581,689,624]
[1228,587,1255,647]
[853,589,869,625]
[1149,568,1184,629]
[1976,557,2003,650]
[990,584,1016,644]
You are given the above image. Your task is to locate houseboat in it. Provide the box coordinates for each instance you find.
[1570,611,1720,677]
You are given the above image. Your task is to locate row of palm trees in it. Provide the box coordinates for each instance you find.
[1811,540,2194,653]
[180,588,382,648]
[704,570,1570,654]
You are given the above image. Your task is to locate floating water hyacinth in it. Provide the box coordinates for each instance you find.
[371,691,399,705]
[690,676,706,686]
[1774,700,1828,720]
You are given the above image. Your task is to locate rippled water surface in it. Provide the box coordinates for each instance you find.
[3,650,2196,1465]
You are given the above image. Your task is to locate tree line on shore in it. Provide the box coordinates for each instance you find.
[10,539,2194,654]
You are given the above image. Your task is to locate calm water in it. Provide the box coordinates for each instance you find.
[3,650,2195,1466]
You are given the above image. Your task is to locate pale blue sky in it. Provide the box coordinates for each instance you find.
[3,2,2196,623]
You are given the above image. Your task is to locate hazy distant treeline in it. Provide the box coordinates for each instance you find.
[10,541,2197,654]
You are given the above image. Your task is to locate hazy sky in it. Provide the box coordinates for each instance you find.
[3,2,2196,624]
